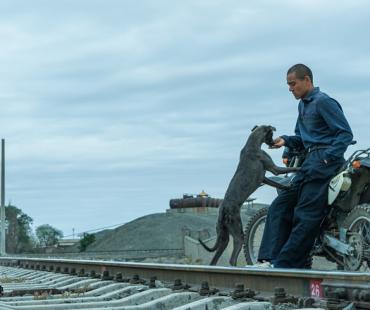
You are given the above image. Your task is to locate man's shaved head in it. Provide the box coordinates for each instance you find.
[287,64,313,84]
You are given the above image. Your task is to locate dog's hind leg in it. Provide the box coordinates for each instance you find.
[210,233,229,265]
[229,219,244,266]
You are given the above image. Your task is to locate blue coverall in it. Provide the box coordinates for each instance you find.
[258,87,353,268]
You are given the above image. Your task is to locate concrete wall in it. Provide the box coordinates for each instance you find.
[166,207,219,215]
[184,235,247,267]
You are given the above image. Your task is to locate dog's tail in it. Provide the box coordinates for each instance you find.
[198,237,219,252]
[198,217,227,252]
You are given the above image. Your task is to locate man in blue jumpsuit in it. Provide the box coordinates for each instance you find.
[257,64,353,268]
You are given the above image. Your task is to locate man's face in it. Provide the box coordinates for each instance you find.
[287,72,312,100]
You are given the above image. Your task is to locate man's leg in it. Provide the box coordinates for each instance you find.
[258,184,299,262]
[273,178,329,268]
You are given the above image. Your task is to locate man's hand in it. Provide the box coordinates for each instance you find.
[269,137,285,149]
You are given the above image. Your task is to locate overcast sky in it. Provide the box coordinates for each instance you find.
[1,1,369,237]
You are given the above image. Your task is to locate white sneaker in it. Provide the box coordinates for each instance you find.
[247,261,274,268]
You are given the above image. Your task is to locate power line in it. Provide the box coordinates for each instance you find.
[62,221,127,238]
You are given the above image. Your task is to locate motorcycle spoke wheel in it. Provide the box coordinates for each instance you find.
[342,204,370,271]
[343,234,363,271]
[243,207,268,265]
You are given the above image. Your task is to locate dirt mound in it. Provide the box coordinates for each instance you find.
[65,204,268,254]
[86,212,219,252]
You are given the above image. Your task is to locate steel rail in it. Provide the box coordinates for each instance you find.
[0,257,369,299]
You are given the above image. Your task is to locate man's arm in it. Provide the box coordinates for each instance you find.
[318,98,353,162]
[279,120,304,149]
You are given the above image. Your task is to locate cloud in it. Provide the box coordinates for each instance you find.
[0,1,369,233]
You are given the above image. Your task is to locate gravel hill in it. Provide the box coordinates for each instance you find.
[65,204,268,254]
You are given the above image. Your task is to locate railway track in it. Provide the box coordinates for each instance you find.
[0,257,369,309]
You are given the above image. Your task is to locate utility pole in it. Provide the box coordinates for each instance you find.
[0,139,6,255]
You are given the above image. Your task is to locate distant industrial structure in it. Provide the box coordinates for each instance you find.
[169,190,256,212]
[169,190,222,209]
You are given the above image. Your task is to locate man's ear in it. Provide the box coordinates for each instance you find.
[251,125,258,132]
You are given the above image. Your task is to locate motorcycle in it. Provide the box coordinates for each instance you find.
[243,145,370,271]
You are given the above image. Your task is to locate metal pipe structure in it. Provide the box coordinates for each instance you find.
[1,138,6,255]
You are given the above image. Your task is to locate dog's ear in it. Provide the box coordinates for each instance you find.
[268,126,276,132]
[251,125,258,132]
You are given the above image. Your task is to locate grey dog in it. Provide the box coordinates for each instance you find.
[199,125,299,266]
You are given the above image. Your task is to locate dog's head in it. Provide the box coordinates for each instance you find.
[251,125,276,146]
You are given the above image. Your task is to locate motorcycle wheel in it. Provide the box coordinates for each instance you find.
[243,206,315,268]
[342,203,370,271]
[243,207,268,265]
